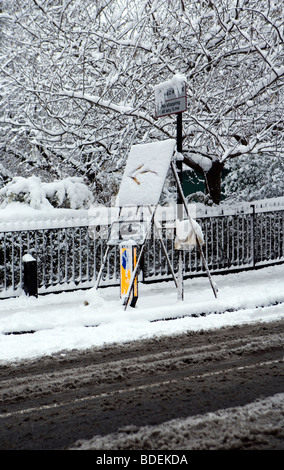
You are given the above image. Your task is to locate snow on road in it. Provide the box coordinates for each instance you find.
[71,393,284,450]
[1,264,284,363]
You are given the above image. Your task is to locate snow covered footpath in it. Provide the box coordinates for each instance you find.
[1,264,284,363]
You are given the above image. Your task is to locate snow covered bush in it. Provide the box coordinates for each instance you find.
[0,176,94,210]
[223,155,284,202]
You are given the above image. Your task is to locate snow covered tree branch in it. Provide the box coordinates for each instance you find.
[1,0,283,204]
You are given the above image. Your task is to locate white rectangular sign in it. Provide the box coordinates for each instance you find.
[116,139,176,207]
[155,77,187,117]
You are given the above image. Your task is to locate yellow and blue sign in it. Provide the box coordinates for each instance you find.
[120,244,138,308]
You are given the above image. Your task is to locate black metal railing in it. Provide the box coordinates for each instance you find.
[1,201,284,298]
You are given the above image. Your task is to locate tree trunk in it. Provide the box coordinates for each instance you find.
[183,155,224,205]
[204,160,224,205]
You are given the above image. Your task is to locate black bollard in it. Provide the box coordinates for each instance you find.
[23,254,38,297]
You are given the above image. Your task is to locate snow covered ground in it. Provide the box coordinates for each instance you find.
[1,263,284,364]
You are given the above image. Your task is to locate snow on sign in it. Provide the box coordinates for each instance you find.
[155,74,187,118]
[116,139,176,207]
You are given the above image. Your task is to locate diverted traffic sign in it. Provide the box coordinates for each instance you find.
[155,75,187,117]
[120,243,138,308]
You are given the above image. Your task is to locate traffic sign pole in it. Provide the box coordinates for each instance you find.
[154,76,187,301]
[176,112,184,301]
[176,112,183,215]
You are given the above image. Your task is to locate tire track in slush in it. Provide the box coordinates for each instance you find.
[0,358,281,420]
[0,319,283,449]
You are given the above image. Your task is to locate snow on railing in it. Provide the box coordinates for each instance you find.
[1,197,284,298]
[195,196,284,217]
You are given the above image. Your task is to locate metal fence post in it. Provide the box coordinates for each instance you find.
[23,254,38,297]
[250,204,256,268]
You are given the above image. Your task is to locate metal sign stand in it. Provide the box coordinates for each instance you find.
[121,205,157,309]
[96,76,217,308]
[96,203,178,310]
[154,75,217,300]
[171,161,218,299]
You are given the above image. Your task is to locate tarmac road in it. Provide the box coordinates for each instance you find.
[0,318,283,450]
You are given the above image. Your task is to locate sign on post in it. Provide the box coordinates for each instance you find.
[154,74,187,302]
[120,243,138,308]
[154,75,187,118]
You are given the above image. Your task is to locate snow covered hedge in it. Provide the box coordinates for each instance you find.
[0,176,94,210]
